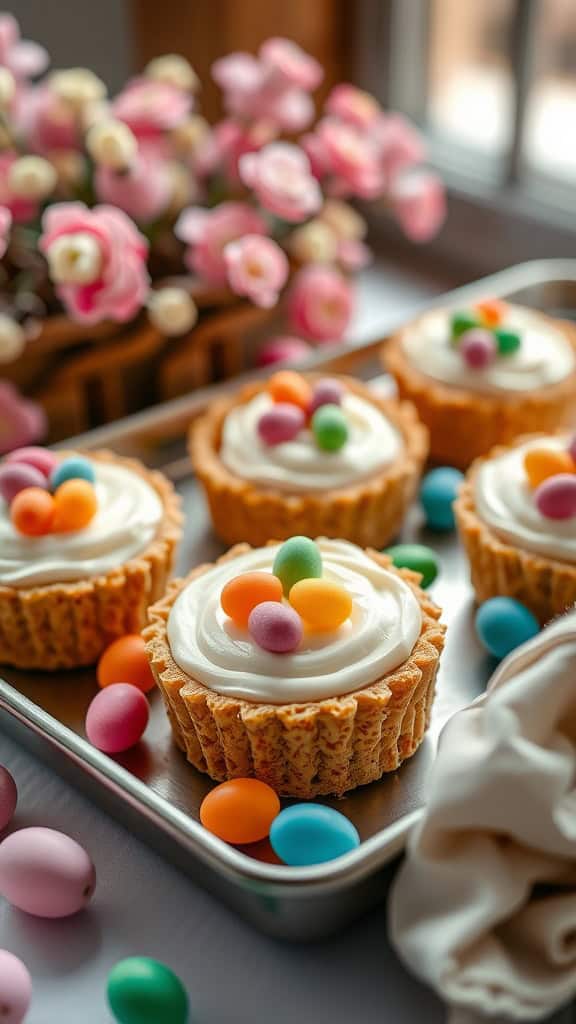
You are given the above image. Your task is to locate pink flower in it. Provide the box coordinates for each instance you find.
[257,335,312,367]
[265,88,314,133]
[259,38,323,91]
[113,78,192,141]
[0,381,46,456]
[324,84,380,129]
[95,150,172,222]
[316,119,384,199]
[0,153,37,222]
[40,202,150,324]
[16,85,79,154]
[301,132,331,179]
[390,169,446,242]
[211,53,264,119]
[0,206,11,257]
[337,239,372,272]
[209,119,277,183]
[0,14,48,80]
[373,114,426,183]
[239,143,321,223]
[224,234,288,308]
[175,201,267,285]
[212,46,316,132]
[288,265,354,342]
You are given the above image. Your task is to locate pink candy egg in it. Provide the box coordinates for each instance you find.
[309,377,344,414]
[0,766,17,831]
[460,328,497,369]
[256,336,312,367]
[248,601,303,653]
[0,463,47,504]
[85,683,149,754]
[6,446,58,480]
[257,404,305,446]
[0,827,96,918]
[0,950,32,1024]
[534,473,576,520]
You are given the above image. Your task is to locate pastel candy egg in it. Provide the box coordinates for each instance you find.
[97,635,156,694]
[270,804,360,866]
[200,778,280,844]
[385,543,439,589]
[257,336,312,367]
[523,447,574,489]
[248,601,303,653]
[534,474,576,520]
[0,766,17,831]
[257,403,305,446]
[0,462,47,504]
[420,467,464,531]
[475,597,539,659]
[450,310,479,340]
[6,445,58,479]
[0,950,32,1024]
[53,479,98,532]
[460,328,497,369]
[50,454,95,490]
[494,326,521,356]
[221,571,283,628]
[107,957,188,1024]
[0,827,96,918]
[289,578,352,631]
[311,404,349,452]
[273,536,323,595]
[267,370,312,411]
[85,683,149,753]
[309,377,344,414]
[10,487,55,536]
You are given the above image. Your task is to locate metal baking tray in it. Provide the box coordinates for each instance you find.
[1,258,576,941]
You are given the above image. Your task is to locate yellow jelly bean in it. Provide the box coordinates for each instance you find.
[523,447,575,489]
[289,578,352,632]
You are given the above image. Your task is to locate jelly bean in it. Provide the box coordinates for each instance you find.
[308,377,344,414]
[97,635,156,694]
[85,684,149,754]
[312,404,349,452]
[0,766,17,832]
[0,827,96,918]
[257,403,305,446]
[523,447,574,489]
[420,467,464,531]
[0,462,46,504]
[569,435,576,464]
[10,487,55,536]
[6,445,58,479]
[460,328,497,369]
[221,571,283,628]
[267,370,312,411]
[273,536,323,595]
[475,597,539,659]
[534,474,576,520]
[257,336,312,367]
[200,778,280,844]
[385,543,439,589]
[53,479,98,532]
[108,958,188,1024]
[0,950,32,1024]
[450,310,479,340]
[289,578,352,631]
[494,327,521,356]
[270,804,360,866]
[50,454,95,490]
[475,298,505,328]
[248,602,303,653]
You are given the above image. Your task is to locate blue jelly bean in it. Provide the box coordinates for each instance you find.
[50,455,96,490]
[420,467,464,531]
[270,804,360,866]
[475,597,539,660]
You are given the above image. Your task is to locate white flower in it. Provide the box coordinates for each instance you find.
[172,115,209,155]
[167,162,194,214]
[0,315,25,364]
[8,156,57,201]
[50,150,87,188]
[86,119,137,170]
[50,68,107,112]
[145,54,199,92]
[81,99,111,129]
[147,287,198,336]
[319,199,367,241]
[0,68,15,110]
[46,233,103,285]
[288,220,338,264]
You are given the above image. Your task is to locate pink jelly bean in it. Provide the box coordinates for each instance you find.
[309,378,344,414]
[248,601,303,653]
[534,473,576,520]
[0,950,32,1024]
[85,683,149,754]
[0,827,96,918]
[6,447,58,480]
[0,766,17,831]
[257,404,305,446]
[568,435,576,464]
[256,336,312,368]
[0,462,47,504]
[460,328,497,369]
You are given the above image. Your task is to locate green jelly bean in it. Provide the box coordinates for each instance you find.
[107,957,189,1024]
[494,327,521,356]
[385,543,439,589]
[312,404,349,452]
[273,536,323,596]
[450,310,479,342]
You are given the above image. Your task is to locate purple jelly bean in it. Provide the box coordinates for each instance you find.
[0,462,47,504]
[257,404,305,446]
[460,328,497,369]
[535,474,576,520]
[309,377,344,414]
[248,602,303,653]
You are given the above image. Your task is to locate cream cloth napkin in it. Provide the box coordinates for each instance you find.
[390,609,576,1022]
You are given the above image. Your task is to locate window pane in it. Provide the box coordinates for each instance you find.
[524,0,576,181]
[428,0,515,158]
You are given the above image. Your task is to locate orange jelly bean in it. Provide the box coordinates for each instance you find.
[97,634,156,693]
[53,479,98,532]
[267,371,312,411]
[475,299,506,328]
[524,447,575,489]
[221,571,283,628]
[10,487,55,536]
[289,578,353,632]
[200,778,280,844]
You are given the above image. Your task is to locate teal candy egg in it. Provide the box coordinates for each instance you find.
[494,327,521,356]
[107,958,188,1024]
[50,455,95,490]
[270,804,360,866]
[385,543,439,588]
[272,537,323,596]
[420,467,464,531]
[311,404,349,452]
[475,597,539,659]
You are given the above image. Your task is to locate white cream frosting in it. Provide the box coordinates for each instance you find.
[402,305,575,394]
[219,391,402,492]
[167,539,422,704]
[0,459,164,587]
[475,435,576,563]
